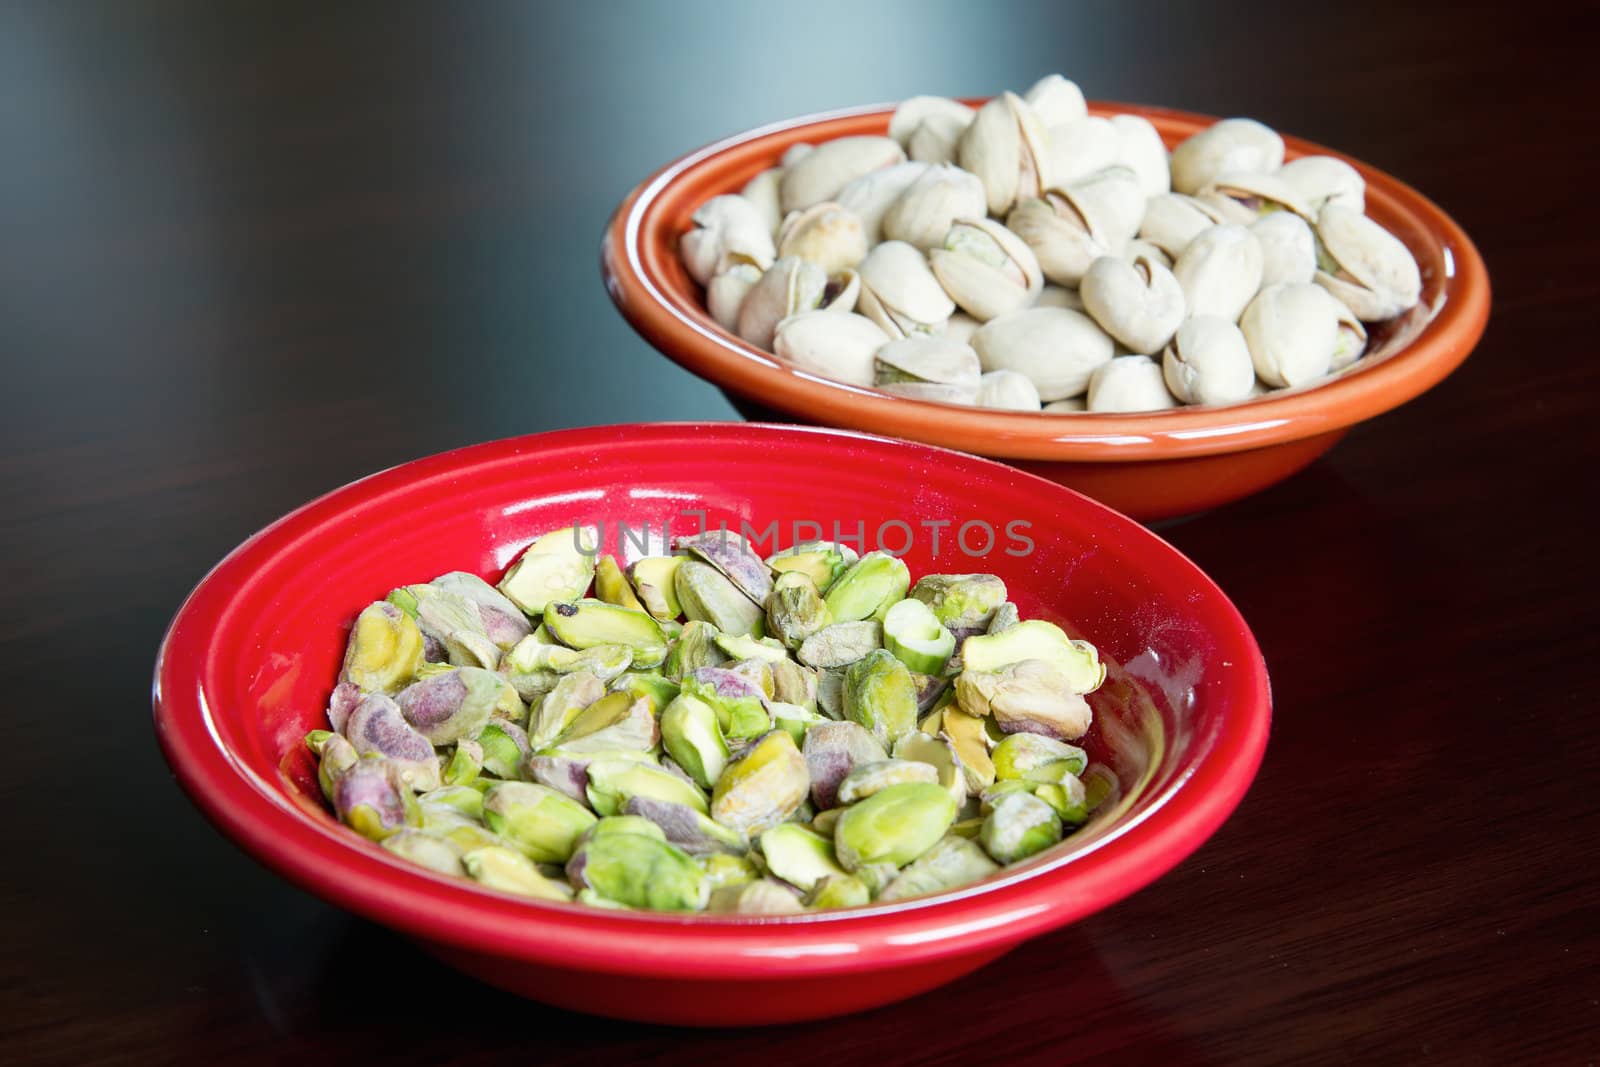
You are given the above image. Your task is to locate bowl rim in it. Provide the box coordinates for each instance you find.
[152,422,1271,979]
[602,100,1491,461]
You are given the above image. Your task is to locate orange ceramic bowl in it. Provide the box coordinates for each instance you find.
[601,101,1490,521]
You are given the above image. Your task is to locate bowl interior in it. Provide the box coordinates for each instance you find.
[611,102,1487,458]
[157,424,1266,970]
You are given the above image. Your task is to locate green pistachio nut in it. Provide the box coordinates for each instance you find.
[714,632,791,663]
[566,832,707,911]
[987,602,1021,634]
[882,597,956,674]
[878,835,1000,902]
[767,541,856,594]
[528,670,606,749]
[608,671,680,713]
[960,620,1105,693]
[939,709,996,791]
[765,571,832,649]
[676,530,774,605]
[419,784,485,820]
[992,732,1089,781]
[341,601,425,694]
[675,560,765,637]
[663,619,730,680]
[441,739,483,786]
[979,790,1063,864]
[463,846,575,901]
[526,754,594,804]
[823,552,911,623]
[769,701,825,746]
[429,571,534,650]
[816,668,846,719]
[801,720,888,809]
[771,658,819,711]
[660,693,730,789]
[948,817,985,840]
[726,658,776,697]
[552,691,659,753]
[1031,775,1089,825]
[315,733,359,802]
[797,620,883,669]
[406,584,500,670]
[497,526,598,616]
[544,599,667,668]
[844,648,919,747]
[481,781,598,863]
[710,729,810,836]
[682,668,771,741]
[978,779,1034,814]
[332,759,420,841]
[501,639,633,703]
[955,659,1093,741]
[381,828,466,876]
[698,851,760,890]
[910,573,1008,636]
[833,781,958,871]
[304,729,336,753]
[707,878,805,914]
[836,759,941,805]
[594,554,647,613]
[582,815,668,844]
[892,731,969,807]
[810,806,844,837]
[759,823,850,892]
[627,556,684,620]
[477,720,531,779]
[1081,763,1121,813]
[804,874,872,910]
[585,756,708,817]
[622,795,747,855]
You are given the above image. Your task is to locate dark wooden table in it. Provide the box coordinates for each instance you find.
[3,2,1597,1062]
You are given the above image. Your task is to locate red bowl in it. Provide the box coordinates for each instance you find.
[152,423,1270,1025]
[601,102,1491,521]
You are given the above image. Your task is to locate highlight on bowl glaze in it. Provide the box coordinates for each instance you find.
[602,102,1490,520]
[153,423,1270,1024]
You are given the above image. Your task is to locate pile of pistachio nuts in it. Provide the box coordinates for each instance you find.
[680,75,1423,412]
[308,525,1117,913]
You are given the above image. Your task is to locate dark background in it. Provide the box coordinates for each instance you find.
[3,1,1597,1063]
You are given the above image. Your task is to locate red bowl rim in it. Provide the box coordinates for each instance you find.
[601,100,1491,462]
[152,422,1271,979]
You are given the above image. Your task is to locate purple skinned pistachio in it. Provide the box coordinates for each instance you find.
[676,530,773,605]
[326,681,362,734]
[687,667,766,702]
[431,571,534,650]
[802,720,888,809]
[527,755,592,805]
[333,760,418,840]
[346,693,441,791]
[623,795,746,855]
[396,667,502,745]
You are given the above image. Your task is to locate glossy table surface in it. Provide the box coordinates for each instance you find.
[2,2,1596,1063]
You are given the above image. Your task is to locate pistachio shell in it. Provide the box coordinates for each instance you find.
[957,91,1052,217]
[1329,302,1370,371]
[1162,315,1256,405]
[906,111,968,165]
[857,239,958,338]
[777,201,870,274]
[1044,116,1120,187]
[874,334,980,400]
[1034,285,1085,311]
[780,136,906,214]
[1169,117,1284,195]
[939,312,982,346]
[972,307,1115,401]
[880,164,988,252]
[735,257,829,351]
[1278,155,1365,213]
[928,217,1045,322]
[1087,355,1179,412]
[1137,193,1226,259]
[772,311,891,388]
[835,160,930,245]
[1200,170,1312,224]
[738,167,784,236]
[888,96,976,147]
[1110,113,1170,197]
[1080,252,1185,355]
[976,369,1042,410]
[1313,204,1421,321]
[706,262,762,332]
[1172,223,1264,322]
[1006,166,1142,287]
[680,194,779,287]
[1240,282,1343,387]
[1022,74,1088,127]
[1251,211,1317,287]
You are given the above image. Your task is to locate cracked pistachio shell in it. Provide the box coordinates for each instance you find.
[772,658,819,711]
[759,823,849,892]
[624,794,746,855]
[962,620,1104,692]
[710,729,810,836]
[333,759,420,841]
[889,96,975,146]
[857,239,957,338]
[992,733,1088,781]
[677,529,773,605]
[1006,166,1143,287]
[544,599,667,667]
[1199,171,1313,225]
[772,310,890,388]
[958,92,1052,217]
[973,307,1115,401]
[766,571,831,650]
[939,311,982,345]
[1044,397,1086,413]
[1162,315,1255,405]
[837,758,940,805]
[528,670,605,748]
[1313,204,1421,321]
[1034,284,1085,311]
[780,136,905,214]
[708,878,804,914]
[834,781,958,871]
[802,719,889,809]
[1137,192,1226,259]
[566,833,707,911]
[940,708,996,792]
[681,194,778,287]
[979,790,1063,863]
[1173,223,1264,322]
[346,692,441,791]
[739,167,784,236]
[874,335,981,405]
[805,874,871,910]
[1329,303,1369,372]
[976,369,1042,410]
[553,691,659,754]
[1240,282,1344,388]
[1110,113,1171,197]
[626,556,684,621]
[844,648,919,747]
[1044,115,1120,187]
[893,731,968,808]
[736,256,851,351]
[497,526,598,616]
[675,560,765,637]
[929,217,1045,322]
[341,601,425,694]
[1081,252,1186,355]
[420,784,484,820]
[1278,155,1365,213]
[957,660,1094,741]
[660,693,729,789]
[593,555,645,613]
[878,834,1000,902]
[767,540,854,592]
[699,851,760,890]
[782,142,814,168]
[1087,355,1179,412]
[396,666,505,745]
[476,719,531,780]
[380,828,466,876]
[1126,239,1174,270]
[482,781,597,863]
[881,164,988,252]
[777,201,869,274]
[463,846,575,901]
[1033,774,1090,825]
[586,755,707,818]
[1169,117,1284,195]
[906,111,968,165]
[1023,74,1088,127]
[836,160,930,245]
[824,552,910,623]
[1251,211,1317,287]
[663,619,729,679]
[910,573,1006,634]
